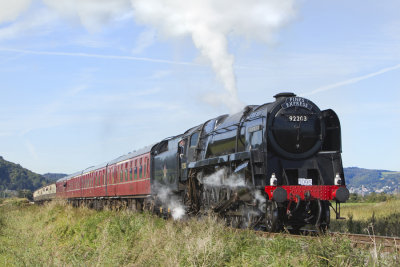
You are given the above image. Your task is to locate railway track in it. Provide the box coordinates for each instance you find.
[245,230,400,252]
[331,232,400,252]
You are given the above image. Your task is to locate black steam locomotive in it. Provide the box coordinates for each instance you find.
[155,92,349,231]
[35,92,349,232]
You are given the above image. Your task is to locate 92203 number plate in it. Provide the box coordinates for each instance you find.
[288,115,308,122]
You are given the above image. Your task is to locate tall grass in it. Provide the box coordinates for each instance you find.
[330,199,400,236]
[0,199,398,266]
[336,199,400,220]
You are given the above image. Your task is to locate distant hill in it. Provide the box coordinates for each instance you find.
[344,167,400,193]
[0,156,49,192]
[43,173,68,182]
[1,155,399,194]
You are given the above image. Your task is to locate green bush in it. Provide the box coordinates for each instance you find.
[347,192,398,203]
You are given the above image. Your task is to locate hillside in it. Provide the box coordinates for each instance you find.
[344,167,400,194]
[42,173,68,182]
[0,156,48,192]
[1,155,399,194]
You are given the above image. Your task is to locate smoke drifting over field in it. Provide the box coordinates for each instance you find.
[1,0,298,112]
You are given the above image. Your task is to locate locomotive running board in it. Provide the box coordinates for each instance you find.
[187,151,250,169]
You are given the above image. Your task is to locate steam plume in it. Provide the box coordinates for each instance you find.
[1,0,298,113]
[130,0,297,113]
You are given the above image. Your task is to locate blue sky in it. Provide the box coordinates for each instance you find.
[0,0,399,174]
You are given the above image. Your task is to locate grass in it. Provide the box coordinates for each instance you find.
[0,198,398,266]
[330,199,400,236]
[335,199,400,220]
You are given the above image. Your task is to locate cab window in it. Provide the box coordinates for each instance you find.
[250,130,263,149]
[190,132,199,147]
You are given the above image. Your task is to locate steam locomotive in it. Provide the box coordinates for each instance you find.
[34,92,349,232]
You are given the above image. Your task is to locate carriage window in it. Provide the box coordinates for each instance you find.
[190,132,199,147]
[144,160,147,178]
[146,158,150,178]
[125,169,128,181]
[139,161,143,179]
[129,168,133,180]
[120,169,123,182]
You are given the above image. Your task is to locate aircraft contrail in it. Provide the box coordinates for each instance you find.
[302,63,400,96]
[0,47,199,66]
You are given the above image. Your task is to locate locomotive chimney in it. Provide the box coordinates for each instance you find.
[274,92,296,101]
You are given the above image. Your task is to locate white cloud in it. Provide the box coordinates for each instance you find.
[1,0,299,114]
[42,0,131,32]
[147,70,171,80]
[131,29,155,54]
[0,8,56,41]
[24,139,38,160]
[0,0,31,23]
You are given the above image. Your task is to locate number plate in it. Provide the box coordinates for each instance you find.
[288,115,308,122]
[298,178,312,185]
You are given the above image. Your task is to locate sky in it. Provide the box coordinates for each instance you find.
[0,0,399,174]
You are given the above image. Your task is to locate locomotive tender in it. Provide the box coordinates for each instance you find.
[34,92,349,231]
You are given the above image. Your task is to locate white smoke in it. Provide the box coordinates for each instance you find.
[0,0,298,113]
[254,190,266,211]
[155,184,186,220]
[202,168,246,188]
[130,0,298,113]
